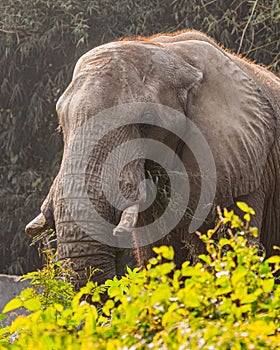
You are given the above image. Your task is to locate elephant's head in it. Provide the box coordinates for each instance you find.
[26,32,278,286]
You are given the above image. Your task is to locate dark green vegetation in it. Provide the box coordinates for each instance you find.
[0,0,279,273]
[0,207,280,349]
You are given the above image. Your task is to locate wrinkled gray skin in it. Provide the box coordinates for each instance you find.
[26,31,280,287]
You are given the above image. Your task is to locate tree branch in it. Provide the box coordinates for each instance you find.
[237,0,259,54]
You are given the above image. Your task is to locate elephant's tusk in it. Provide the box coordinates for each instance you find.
[113,204,139,237]
[25,213,49,238]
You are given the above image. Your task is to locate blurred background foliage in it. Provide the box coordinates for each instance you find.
[0,0,279,274]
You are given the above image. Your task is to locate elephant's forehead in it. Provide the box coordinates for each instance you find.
[72,40,166,79]
[56,41,175,118]
[56,43,159,135]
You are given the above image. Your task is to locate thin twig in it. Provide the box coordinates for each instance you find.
[246,26,255,56]
[0,28,20,43]
[0,28,17,34]
[245,39,279,54]
[237,0,259,54]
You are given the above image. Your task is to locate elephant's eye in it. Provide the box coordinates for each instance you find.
[140,112,154,133]
[142,112,154,122]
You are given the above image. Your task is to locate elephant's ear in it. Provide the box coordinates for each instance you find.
[169,40,276,205]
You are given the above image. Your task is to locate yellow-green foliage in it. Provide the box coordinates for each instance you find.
[1,204,280,349]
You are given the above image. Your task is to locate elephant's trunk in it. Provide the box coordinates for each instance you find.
[56,218,117,287]
[26,124,145,285]
[25,208,118,288]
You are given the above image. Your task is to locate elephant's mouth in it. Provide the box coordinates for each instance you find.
[25,203,140,239]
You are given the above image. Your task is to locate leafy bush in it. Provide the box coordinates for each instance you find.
[0,204,279,349]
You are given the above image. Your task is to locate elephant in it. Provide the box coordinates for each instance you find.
[25,30,280,288]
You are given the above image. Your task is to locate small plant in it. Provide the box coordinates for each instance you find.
[6,250,75,313]
[1,204,280,349]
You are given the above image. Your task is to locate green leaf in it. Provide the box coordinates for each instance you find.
[0,314,7,321]
[231,267,247,285]
[107,286,123,298]
[236,202,255,215]
[23,298,42,311]
[219,238,231,247]
[198,254,211,264]
[2,298,22,313]
[266,256,280,264]
[148,257,158,266]
[157,262,175,275]
[19,287,34,299]
[240,304,251,313]
[153,246,174,260]
[236,201,250,212]
[151,285,171,305]
[241,294,258,304]
[183,289,201,308]
[262,279,274,293]
[250,227,259,238]
[181,266,196,277]
[103,300,114,316]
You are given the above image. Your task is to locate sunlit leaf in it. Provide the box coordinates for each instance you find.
[2,298,22,313]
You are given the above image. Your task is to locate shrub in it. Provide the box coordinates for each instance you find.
[1,204,280,349]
